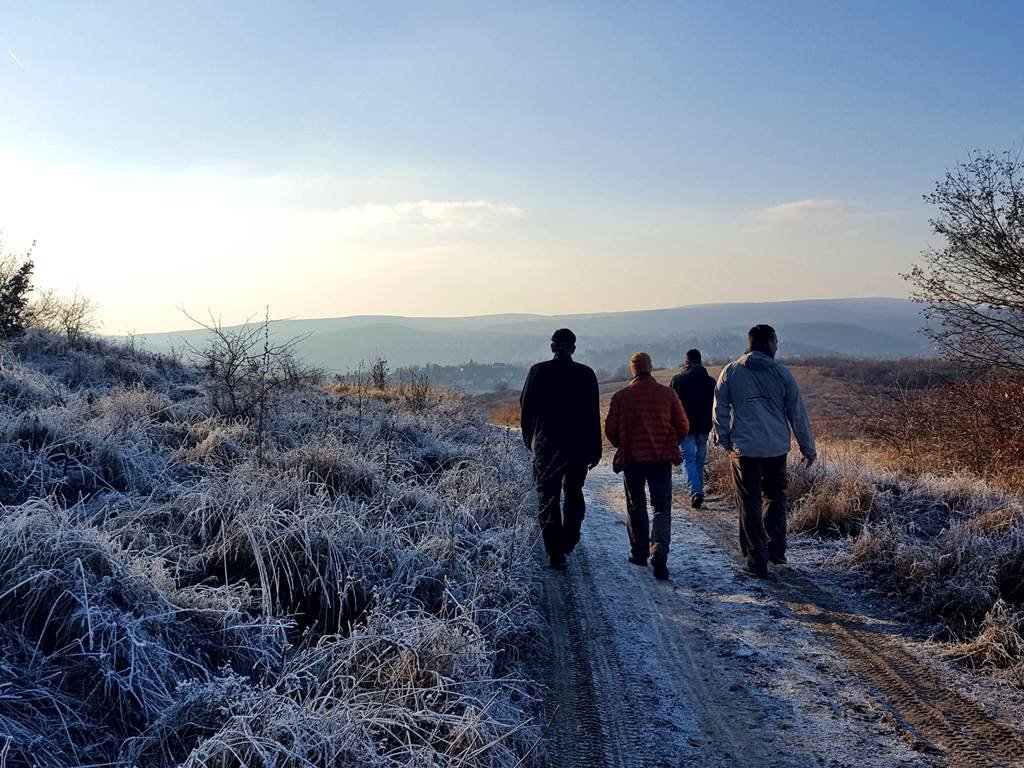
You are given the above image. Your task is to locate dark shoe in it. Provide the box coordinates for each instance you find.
[691,493,704,510]
[652,561,669,581]
[628,554,648,567]
[549,554,567,570]
[743,562,769,579]
[769,555,787,565]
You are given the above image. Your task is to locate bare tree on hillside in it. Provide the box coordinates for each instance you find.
[56,290,100,344]
[26,288,61,332]
[904,149,1024,370]
[27,288,101,344]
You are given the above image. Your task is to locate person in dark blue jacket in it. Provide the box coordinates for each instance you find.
[670,349,716,509]
[520,329,602,569]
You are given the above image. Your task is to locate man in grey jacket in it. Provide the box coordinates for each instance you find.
[713,324,816,577]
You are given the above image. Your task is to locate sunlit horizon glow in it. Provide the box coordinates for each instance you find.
[2,2,1022,334]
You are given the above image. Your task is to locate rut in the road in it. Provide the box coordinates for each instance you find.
[540,543,659,768]
[690,490,1024,768]
[784,573,1024,768]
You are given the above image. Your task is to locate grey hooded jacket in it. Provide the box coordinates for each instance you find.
[713,351,816,460]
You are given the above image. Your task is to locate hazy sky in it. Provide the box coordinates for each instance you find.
[2,1,1022,333]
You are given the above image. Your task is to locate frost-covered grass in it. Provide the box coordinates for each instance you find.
[0,332,540,767]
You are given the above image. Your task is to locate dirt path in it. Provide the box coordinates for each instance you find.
[538,464,1024,768]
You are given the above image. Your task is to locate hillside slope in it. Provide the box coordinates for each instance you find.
[0,332,541,767]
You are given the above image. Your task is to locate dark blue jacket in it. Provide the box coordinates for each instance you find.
[670,365,716,436]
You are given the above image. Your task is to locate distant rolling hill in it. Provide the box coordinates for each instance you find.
[129,297,933,376]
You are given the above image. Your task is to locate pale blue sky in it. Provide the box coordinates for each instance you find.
[2,1,1022,332]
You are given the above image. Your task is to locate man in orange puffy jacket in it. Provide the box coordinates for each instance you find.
[604,352,689,580]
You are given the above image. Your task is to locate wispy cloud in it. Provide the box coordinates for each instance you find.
[339,200,524,230]
[7,48,25,69]
[752,198,856,222]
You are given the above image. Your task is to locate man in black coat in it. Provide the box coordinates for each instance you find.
[520,328,602,569]
[670,349,716,509]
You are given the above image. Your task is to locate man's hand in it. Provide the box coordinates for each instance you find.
[801,455,816,467]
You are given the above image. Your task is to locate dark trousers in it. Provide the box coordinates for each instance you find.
[623,461,673,563]
[730,454,788,569]
[535,460,589,558]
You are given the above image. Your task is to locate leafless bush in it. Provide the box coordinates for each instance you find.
[180,308,311,420]
[28,288,100,345]
[801,355,963,392]
[860,374,1024,492]
[398,368,440,411]
[24,287,61,332]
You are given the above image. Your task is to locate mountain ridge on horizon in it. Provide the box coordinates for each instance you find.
[133,295,914,336]
[127,297,932,382]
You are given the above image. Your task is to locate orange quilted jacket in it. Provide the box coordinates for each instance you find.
[605,374,690,472]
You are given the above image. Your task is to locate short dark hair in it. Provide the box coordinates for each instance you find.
[684,348,702,365]
[551,328,576,346]
[747,324,777,352]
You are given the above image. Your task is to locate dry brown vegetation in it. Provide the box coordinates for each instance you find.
[859,375,1024,492]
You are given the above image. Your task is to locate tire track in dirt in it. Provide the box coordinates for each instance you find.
[540,535,661,767]
[783,574,1024,768]
[688,487,1024,768]
[539,563,611,766]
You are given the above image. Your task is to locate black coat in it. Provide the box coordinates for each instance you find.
[520,354,602,468]
[670,365,716,436]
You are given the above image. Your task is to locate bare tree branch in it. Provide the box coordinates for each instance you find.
[904,149,1024,371]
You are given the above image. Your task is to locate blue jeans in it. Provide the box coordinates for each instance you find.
[681,433,708,496]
